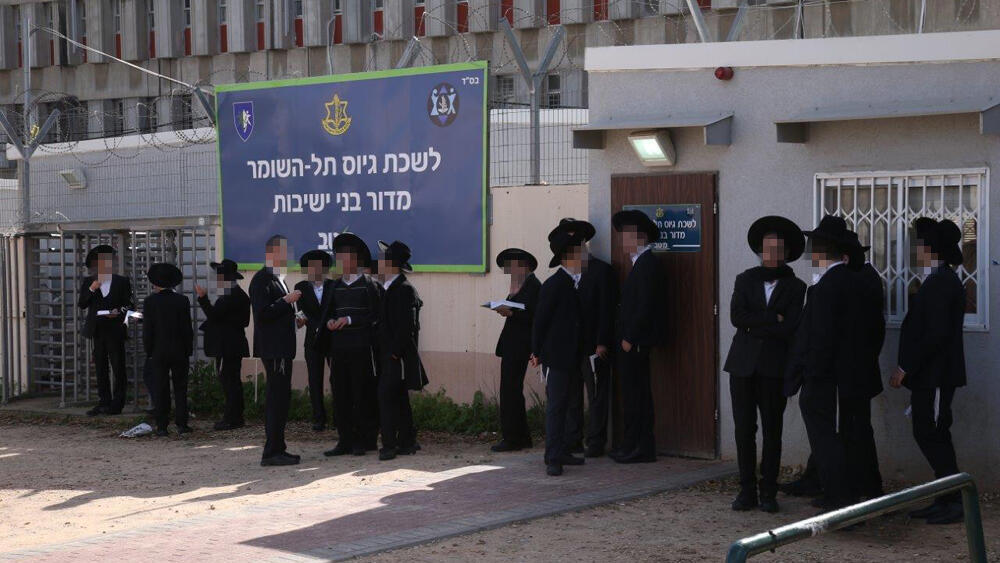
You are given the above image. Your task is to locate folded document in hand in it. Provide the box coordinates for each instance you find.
[482,300,525,311]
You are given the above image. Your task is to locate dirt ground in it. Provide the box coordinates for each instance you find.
[1,413,997,562]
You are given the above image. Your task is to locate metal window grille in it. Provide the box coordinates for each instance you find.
[815,168,989,330]
[147,1,155,30]
[256,0,265,21]
[113,0,121,33]
[546,73,561,109]
[184,0,192,27]
[219,0,227,22]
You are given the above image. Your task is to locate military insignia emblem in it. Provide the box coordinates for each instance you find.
[428,83,459,127]
[655,208,665,218]
[322,94,352,136]
[233,101,254,142]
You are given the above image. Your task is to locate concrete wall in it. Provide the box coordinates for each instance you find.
[586,60,1000,484]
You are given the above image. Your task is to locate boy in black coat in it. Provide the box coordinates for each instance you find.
[531,231,587,476]
[492,248,541,453]
[78,245,135,416]
[295,250,335,431]
[891,218,967,525]
[724,216,807,513]
[196,259,251,431]
[143,263,193,436]
[610,209,665,464]
[249,235,302,466]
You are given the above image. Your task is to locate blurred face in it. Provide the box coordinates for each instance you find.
[306,260,327,282]
[213,272,231,292]
[504,258,531,277]
[378,254,399,278]
[761,233,785,268]
[337,249,359,275]
[562,244,584,272]
[265,240,288,269]
[620,226,646,255]
[95,254,113,277]
[915,241,936,268]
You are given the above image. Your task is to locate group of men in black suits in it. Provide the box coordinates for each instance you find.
[491,211,665,477]
[724,214,967,524]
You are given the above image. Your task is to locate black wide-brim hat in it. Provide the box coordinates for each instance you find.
[844,231,872,269]
[377,240,413,272]
[299,249,333,269]
[612,209,660,243]
[915,217,964,266]
[209,259,244,281]
[747,215,805,263]
[496,248,538,272]
[332,232,372,266]
[548,217,596,243]
[548,231,585,268]
[85,244,116,268]
[147,262,183,288]
[803,214,855,252]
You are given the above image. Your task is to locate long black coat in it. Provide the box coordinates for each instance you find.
[197,285,250,359]
[723,266,807,379]
[618,250,665,348]
[898,264,966,389]
[142,289,193,362]
[532,268,582,371]
[249,268,297,360]
[495,274,540,358]
[847,263,886,398]
[578,256,618,354]
[78,274,135,340]
[294,279,335,353]
[785,264,854,395]
[380,274,428,390]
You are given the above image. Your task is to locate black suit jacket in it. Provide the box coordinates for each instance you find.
[847,263,886,398]
[197,285,250,359]
[78,274,135,340]
[532,268,582,371]
[723,266,806,379]
[898,265,966,389]
[294,279,335,353]
[249,267,297,360]
[578,256,618,354]
[785,263,854,394]
[142,289,193,362]
[495,274,541,358]
[379,275,429,390]
[618,249,665,348]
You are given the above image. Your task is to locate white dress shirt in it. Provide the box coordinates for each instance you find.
[811,260,846,285]
[383,274,400,290]
[312,281,324,302]
[630,245,652,265]
[764,280,777,305]
[342,273,362,286]
[99,278,112,297]
[559,266,582,288]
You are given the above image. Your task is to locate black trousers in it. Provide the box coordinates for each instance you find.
[305,346,328,425]
[153,357,189,429]
[378,356,415,450]
[800,377,852,503]
[330,346,378,448]
[619,347,655,457]
[93,334,128,411]
[911,387,960,504]
[839,393,883,498]
[544,366,576,465]
[499,352,532,446]
[730,373,786,499]
[216,356,245,425]
[142,357,157,409]
[262,358,293,459]
[566,354,612,450]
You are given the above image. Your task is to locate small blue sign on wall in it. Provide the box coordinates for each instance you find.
[624,204,702,252]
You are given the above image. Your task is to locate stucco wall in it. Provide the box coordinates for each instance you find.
[586,60,1000,484]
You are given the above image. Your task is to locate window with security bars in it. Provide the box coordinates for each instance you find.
[815,169,989,330]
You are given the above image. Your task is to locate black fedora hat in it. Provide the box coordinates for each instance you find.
[332,232,372,266]
[547,217,596,243]
[85,244,116,268]
[147,262,183,288]
[612,209,660,244]
[844,230,872,269]
[803,215,855,252]
[548,231,585,268]
[747,215,805,263]
[918,218,964,266]
[377,240,414,272]
[496,248,538,272]
[209,259,243,281]
[299,249,333,269]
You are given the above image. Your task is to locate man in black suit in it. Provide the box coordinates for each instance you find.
[77,245,135,416]
[143,263,193,436]
[323,233,382,457]
[530,231,587,476]
[295,250,335,432]
[724,216,807,513]
[375,240,427,461]
[549,218,619,458]
[250,235,302,466]
[196,259,250,431]
[892,218,967,525]
[492,248,541,453]
[610,209,665,464]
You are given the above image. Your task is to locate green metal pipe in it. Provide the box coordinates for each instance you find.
[725,473,987,562]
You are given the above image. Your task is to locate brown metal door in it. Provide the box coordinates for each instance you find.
[611,173,718,459]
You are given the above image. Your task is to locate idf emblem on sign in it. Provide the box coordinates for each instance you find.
[233,101,254,142]
[322,94,352,136]
[428,83,459,127]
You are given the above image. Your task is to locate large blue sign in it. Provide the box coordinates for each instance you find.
[216,62,488,272]
[624,204,702,252]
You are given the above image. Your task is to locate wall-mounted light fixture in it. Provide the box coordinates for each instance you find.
[58,168,87,190]
[628,130,676,167]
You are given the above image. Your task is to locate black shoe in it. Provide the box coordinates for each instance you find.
[312,423,326,432]
[909,503,944,519]
[614,450,657,464]
[759,498,779,513]
[584,445,605,458]
[177,425,193,434]
[413,442,422,451]
[568,442,584,455]
[546,464,563,476]
[86,406,105,417]
[557,455,585,466]
[732,491,758,511]
[352,446,367,456]
[926,503,963,525]
[261,455,299,467]
[779,477,823,498]
[214,420,235,431]
[324,443,352,457]
[397,444,418,455]
[490,440,523,453]
[379,447,398,461]
[105,408,123,415]
[154,427,169,437]
[607,448,630,461]
[281,452,301,462]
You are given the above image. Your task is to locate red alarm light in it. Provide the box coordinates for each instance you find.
[714,66,734,80]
